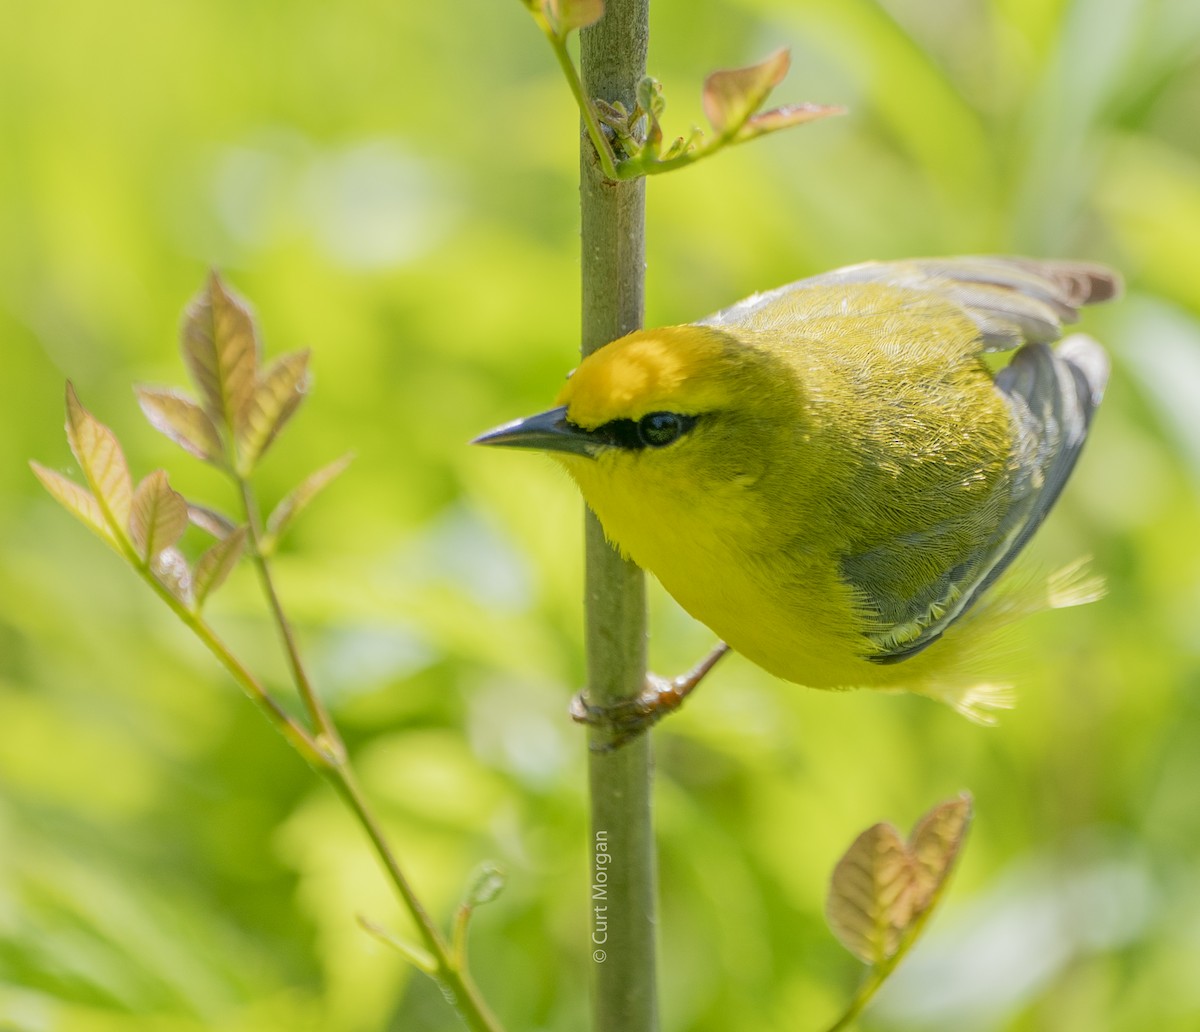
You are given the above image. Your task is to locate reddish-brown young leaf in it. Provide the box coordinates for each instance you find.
[826,822,918,965]
[29,462,116,549]
[237,349,311,473]
[826,795,973,967]
[702,47,790,135]
[136,386,225,465]
[740,102,846,139]
[188,503,239,539]
[64,383,133,535]
[129,470,189,564]
[909,794,972,913]
[546,0,604,35]
[193,526,248,608]
[181,272,259,437]
[265,453,354,543]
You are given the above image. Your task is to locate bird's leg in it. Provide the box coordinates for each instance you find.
[571,642,731,750]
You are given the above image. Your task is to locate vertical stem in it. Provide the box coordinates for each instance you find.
[578,4,657,1031]
[237,478,339,749]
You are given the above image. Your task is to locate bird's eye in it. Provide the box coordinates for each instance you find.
[637,411,688,447]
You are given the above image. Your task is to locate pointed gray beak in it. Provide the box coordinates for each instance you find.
[472,405,602,458]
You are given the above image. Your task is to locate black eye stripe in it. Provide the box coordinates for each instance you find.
[587,412,698,451]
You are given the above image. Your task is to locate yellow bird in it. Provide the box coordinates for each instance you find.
[476,257,1119,727]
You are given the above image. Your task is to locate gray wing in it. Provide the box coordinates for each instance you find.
[701,255,1120,351]
[862,334,1110,662]
[703,255,1118,662]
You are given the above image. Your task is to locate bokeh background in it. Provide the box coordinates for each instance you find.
[3,0,1200,1029]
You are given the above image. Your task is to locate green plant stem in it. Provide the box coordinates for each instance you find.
[533,23,798,182]
[578,2,658,1031]
[636,135,726,176]
[103,528,321,763]
[453,902,473,969]
[138,558,502,1031]
[232,481,503,1031]
[327,763,504,1032]
[823,884,945,1032]
[237,477,340,750]
[168,478,504,1032]
[171,586,501,1031]
[537,20,723,183]
[824,965,889,1032]
[548,34,623,181]
[80,454,318,760]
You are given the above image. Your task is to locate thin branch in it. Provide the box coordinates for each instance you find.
[453,902,473,970]
[231,477,503,1031]
[521,7,845,182]
[548,36,623,181]
[105,524,323,765]
[824,965,889,1032]
[359,915,437,974]
[823,872,951,1032]
[329,765,504,1032]
[236,476,340,753]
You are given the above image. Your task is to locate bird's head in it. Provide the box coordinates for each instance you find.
[474,324,806,559]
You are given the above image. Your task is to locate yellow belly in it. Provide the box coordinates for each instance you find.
[642,537,890,690]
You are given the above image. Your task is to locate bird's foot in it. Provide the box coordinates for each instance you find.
[570,674,689,751]
[570,642,730,751]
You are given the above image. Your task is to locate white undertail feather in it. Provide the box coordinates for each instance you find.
[887,557,1103,722]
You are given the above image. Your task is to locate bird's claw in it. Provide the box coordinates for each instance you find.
[570,673,689,752]
[569,643,730,752]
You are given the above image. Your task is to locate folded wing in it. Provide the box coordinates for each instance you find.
[704,256,1117,662]
[860,334,1109,662]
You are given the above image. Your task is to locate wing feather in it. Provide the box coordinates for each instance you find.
[702,255,1116,663]
[702,255,1119,351]
[862,335,1109,661]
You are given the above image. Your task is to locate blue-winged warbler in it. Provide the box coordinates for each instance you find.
[476,257,1118,725]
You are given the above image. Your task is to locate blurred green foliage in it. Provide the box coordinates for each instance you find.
[3,0,1200,1030]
